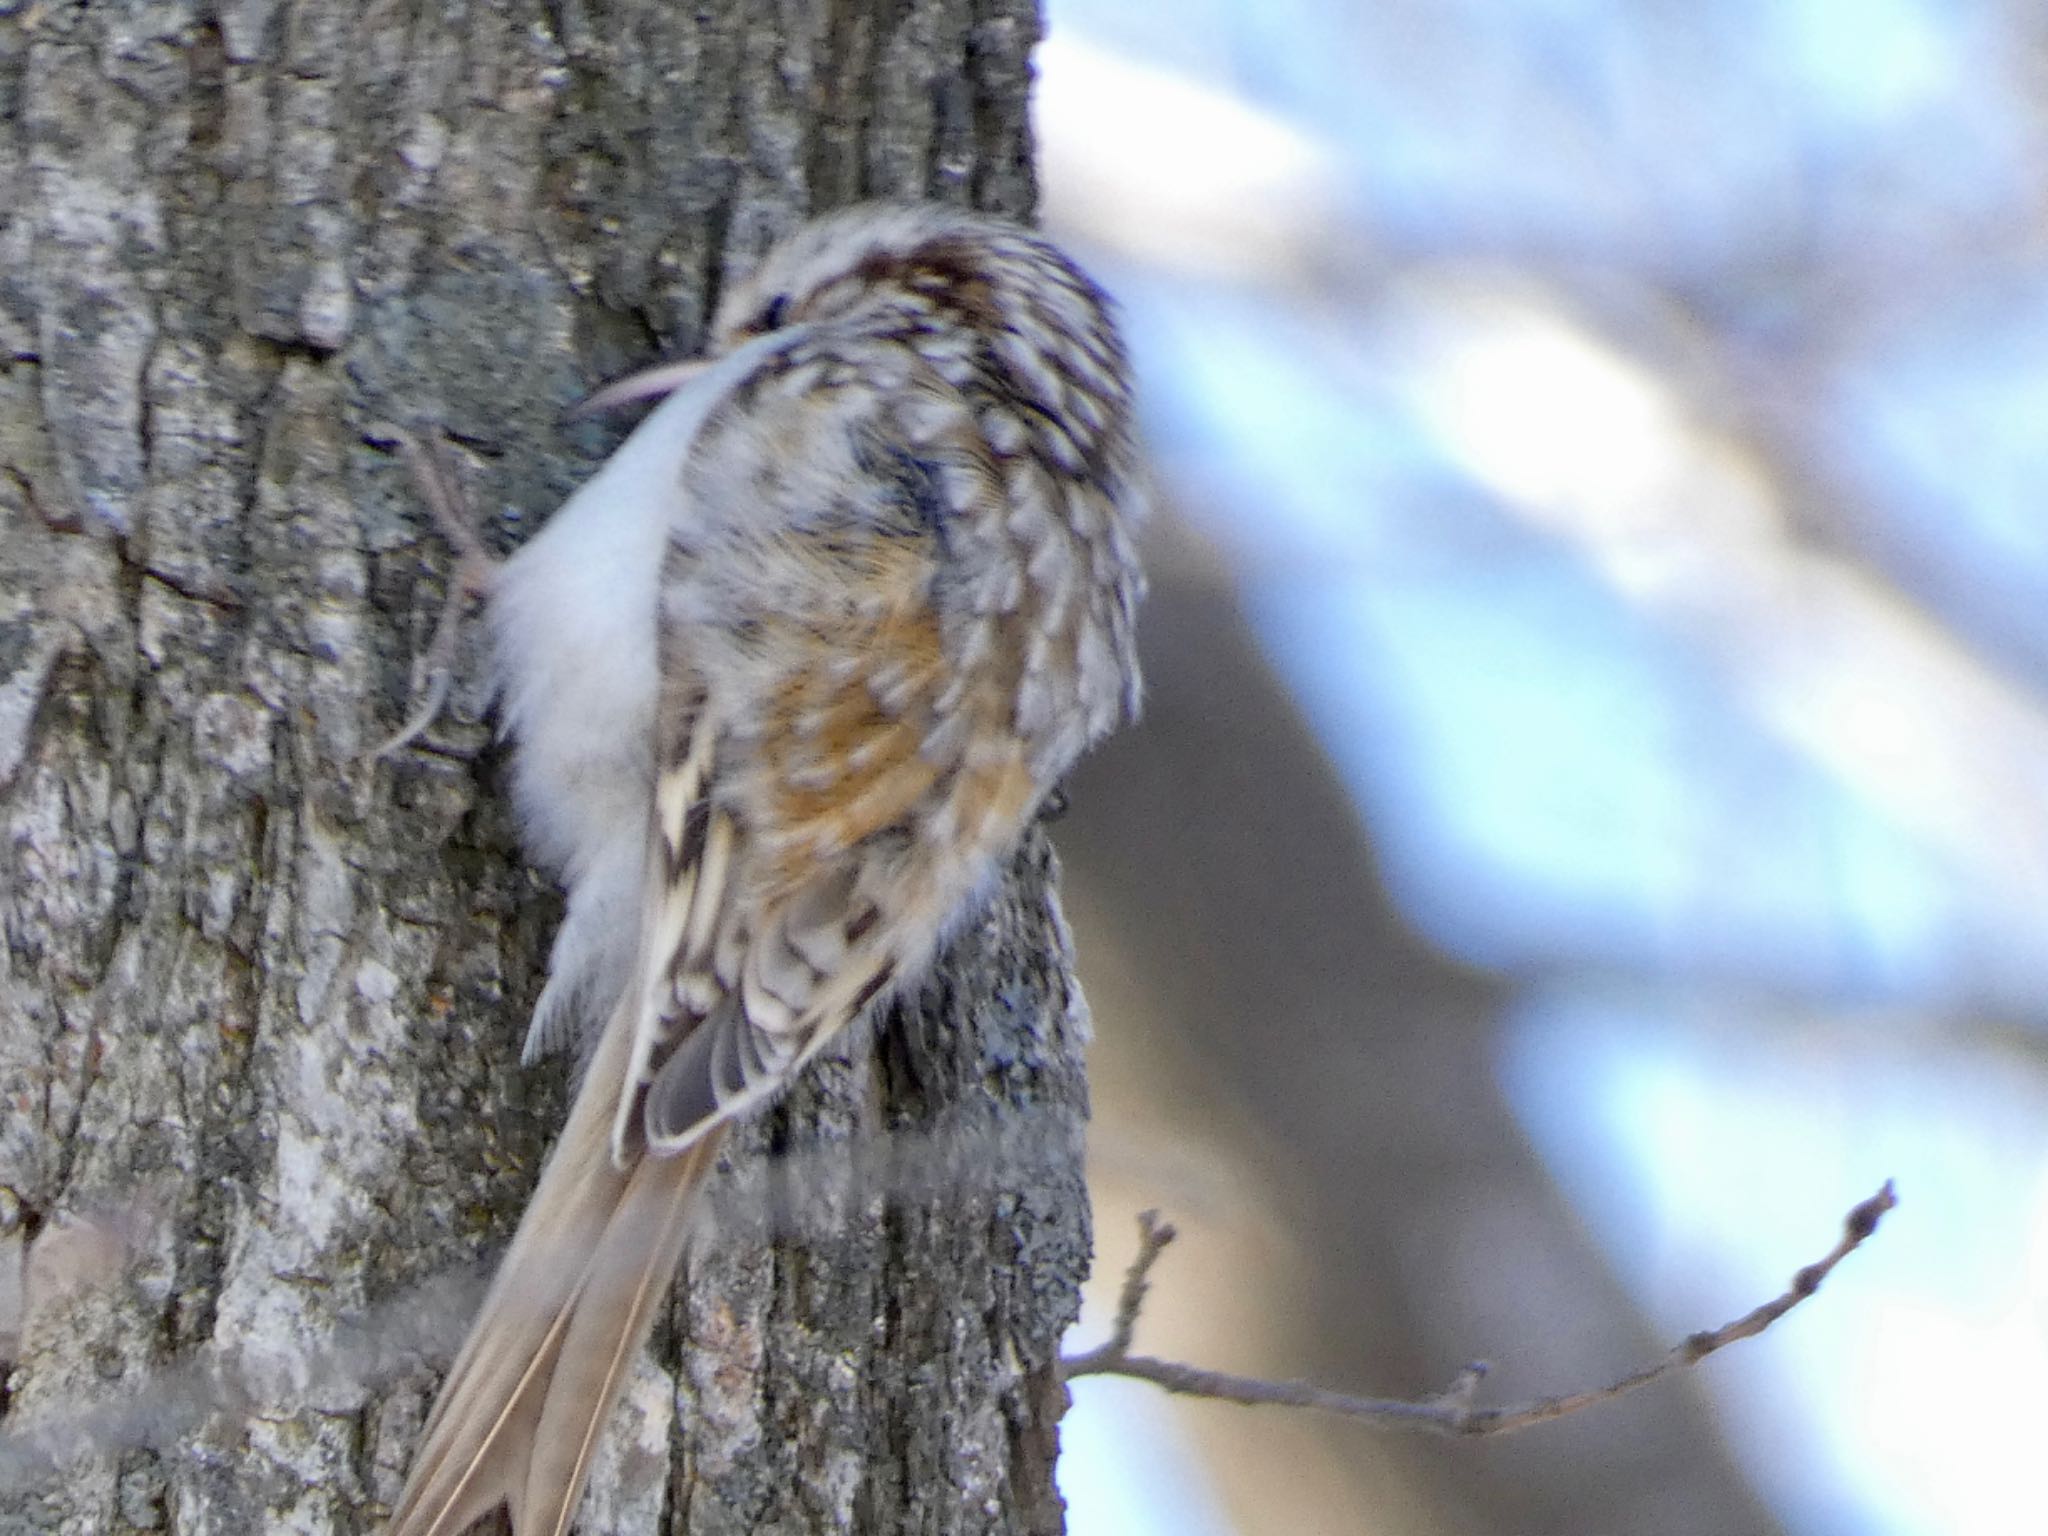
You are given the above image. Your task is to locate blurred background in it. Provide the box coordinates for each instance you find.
[1033,4,2048,1535]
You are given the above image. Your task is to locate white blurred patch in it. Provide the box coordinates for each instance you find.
[1061,1376,1240,1536]
[1506,991,2048,1536]
[1390,277,2048,1002]
[1034,31,1341,278]
[1392,281,1761,551]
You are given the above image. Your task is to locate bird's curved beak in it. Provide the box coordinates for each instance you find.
[566,357,715,419]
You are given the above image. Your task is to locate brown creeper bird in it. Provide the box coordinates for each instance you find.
[383,204,1147,1536]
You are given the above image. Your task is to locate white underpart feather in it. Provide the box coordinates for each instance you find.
[489,335,786,1060]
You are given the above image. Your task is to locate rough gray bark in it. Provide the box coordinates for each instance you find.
[0,3,1089,1534]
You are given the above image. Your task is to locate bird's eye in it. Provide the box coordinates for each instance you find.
[758,294,791,330]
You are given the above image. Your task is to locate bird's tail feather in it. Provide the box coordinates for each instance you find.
[385,1004,726,1536]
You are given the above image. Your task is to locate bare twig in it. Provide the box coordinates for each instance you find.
[0,1138,1893,1482]
[1060,1209,1177,1376]
[1061,1180,1898,1438]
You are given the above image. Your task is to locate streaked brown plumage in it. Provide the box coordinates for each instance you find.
[384,204,1146,1536]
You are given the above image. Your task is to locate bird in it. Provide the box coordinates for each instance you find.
[381,202,1148,1536]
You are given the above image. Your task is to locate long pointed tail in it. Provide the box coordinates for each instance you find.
[385,1007,726,1536]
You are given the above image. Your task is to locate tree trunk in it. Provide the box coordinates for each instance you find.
[0,3,1087,1533]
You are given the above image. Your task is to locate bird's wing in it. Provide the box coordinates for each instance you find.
[611,358,1040,1159]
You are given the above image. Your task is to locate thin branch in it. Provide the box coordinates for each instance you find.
[1062,1180,1897,1438]
[1060,1209,1177,1376]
